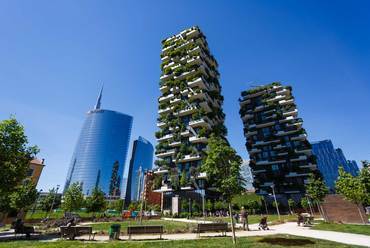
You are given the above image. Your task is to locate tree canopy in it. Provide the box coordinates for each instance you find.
[0,117,39,213]
[62,182,85,212]
[202,135,243,202]
[85,187,106,213]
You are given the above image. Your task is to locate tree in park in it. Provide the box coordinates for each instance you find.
[0,117,39,216]
[85,187,106,215]
[305,173,329,220]
[62,182,85,212]
[336,167,369,224]
[300,197,310,212]
[108,199,124,212]
[288,199,296,214]
[9,179,38,217]
[202,135,243,244]
[231,193,262,214]
[205,199,213,213]
[40,188,61,212]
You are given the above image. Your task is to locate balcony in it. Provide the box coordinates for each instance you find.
[300,163,317,169]
[175,106,197,117]
[156,149,176,158]
[283,109,298,117]
[279,99,294,105]
[291,133,307,141]
[256,121,275,129]
[249,148,261,154]
[180,130,191,137]
[196,172,207,179]
[160,85,169,93]
[169,141,181,147]
[160,73,173,81]
[245,130,257,137]
[199,101,212,112]
[174,154,202,163]
[242,114,253,122]
[295,148,312,155]
[189,118,211,128]
[267,94,285,102]
[189,136,207,143]
[239,98,251,107]
[161,55,169,61]
[276,88,290,95]
[157,134,173,142]
[153,168,169,174]
[279,116,295,123]
[158,107,172,114]
[285,172,310,177]
[188,77,208,89]
[159,93,174,102]
[188,90,205,101]
[275,129,298,136]
[180,186,194,191]
[186,28,200,38]
[157,122,166,128]
[153,185,173,193]
[290,155,308,162]
[170,97,181,104]
[273,144,287,150]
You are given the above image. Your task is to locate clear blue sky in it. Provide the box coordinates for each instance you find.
[0,0,369,191]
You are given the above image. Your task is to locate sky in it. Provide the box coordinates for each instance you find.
[0,0,369,191]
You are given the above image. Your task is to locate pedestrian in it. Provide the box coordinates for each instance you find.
[240,207,249,231]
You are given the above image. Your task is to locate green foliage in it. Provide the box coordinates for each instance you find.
[272,201,280,209]
[305,173,329,203]
[109,161,120,196]
[231,193,262,212]
[40,188,61,212]
[214,200,227,210]
[205,200,213,211]
[288,199,296,209]
[180,170,187,187]
[108,199,124,212]
[0,117,39,213]
[9,180,38,212]
[300,197,310,210]
[128,201,139,211]
[152,174,163,190]
[202,135,243,201]
[336,167,369,206]
[62,182,85,212]
[85,187,106,213]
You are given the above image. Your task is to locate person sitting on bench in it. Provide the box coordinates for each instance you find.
[258,216,269,230]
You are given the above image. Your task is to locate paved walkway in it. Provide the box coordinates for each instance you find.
[72,222,370,247]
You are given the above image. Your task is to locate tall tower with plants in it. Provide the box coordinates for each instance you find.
[154,26,226,209]
[239,82,318,204]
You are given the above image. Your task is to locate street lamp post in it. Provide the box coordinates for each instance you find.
[270,184,280,220]
[48,185,60,219]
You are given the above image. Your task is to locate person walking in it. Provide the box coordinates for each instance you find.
[240,207,249,231]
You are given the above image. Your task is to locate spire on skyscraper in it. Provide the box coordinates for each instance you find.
[94,84,104,110]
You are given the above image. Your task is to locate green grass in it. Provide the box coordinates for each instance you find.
[312,222,370,236]
[195,215,296,225]
[87,219,197,234]
[25,211,120,220]
[0,235,362,247]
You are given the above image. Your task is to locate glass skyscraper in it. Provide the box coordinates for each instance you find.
[311,140,359,191]
[64,88,133,196]
[124,136,154,205]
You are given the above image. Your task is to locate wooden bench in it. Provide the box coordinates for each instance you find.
[197,223,228,237]
[60,226,96,240]
[127,225,163,240]
[14,226,35,239]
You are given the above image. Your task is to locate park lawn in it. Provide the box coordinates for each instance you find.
[86,219,197,234]
[0,235,362,248]
[312,222,370,236]
[25,211,120,220]
[197,215,296,225]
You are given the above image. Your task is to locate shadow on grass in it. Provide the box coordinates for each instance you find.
[258,237,315,246]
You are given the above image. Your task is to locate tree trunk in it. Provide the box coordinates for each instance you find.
[228,203,236,245]
[357,204,366,224]
[318,203,327,222]
[288,205,292,215]
[316,202,323,219]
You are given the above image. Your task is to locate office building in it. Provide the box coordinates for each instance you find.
[28,158,45,186]
[124,136,154,205]
[312,140,359,191]
[239,82,318,203]
[64,88,133,197]
[154,26,227,208]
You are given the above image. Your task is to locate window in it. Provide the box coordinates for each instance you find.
[27,168,34,177]
[271,164,279,171]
